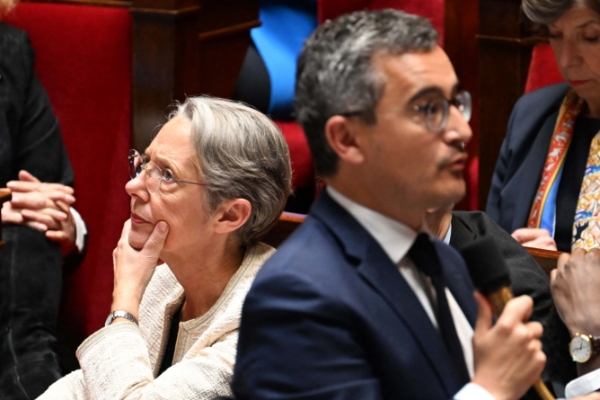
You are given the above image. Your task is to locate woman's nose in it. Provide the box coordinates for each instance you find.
[558,40,583,70]
[126,173,150,201]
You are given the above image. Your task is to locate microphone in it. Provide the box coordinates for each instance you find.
[460,237,554,400]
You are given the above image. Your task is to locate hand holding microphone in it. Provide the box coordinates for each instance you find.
[461,238,551,400]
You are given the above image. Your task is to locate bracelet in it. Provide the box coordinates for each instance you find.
[105,310,138,327]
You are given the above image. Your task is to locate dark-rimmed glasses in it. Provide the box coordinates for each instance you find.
[128,149,207,194]
[339,90,472,133]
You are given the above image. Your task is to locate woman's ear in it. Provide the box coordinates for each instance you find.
[213,198,252,234]
[325,115,366,165]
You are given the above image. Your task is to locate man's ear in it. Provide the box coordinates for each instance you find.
[325,116,365,165]
[213,198,252,234]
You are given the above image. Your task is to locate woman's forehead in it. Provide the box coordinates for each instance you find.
[146,117,196,165]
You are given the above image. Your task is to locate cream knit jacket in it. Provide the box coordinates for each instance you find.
[38,243,274,400]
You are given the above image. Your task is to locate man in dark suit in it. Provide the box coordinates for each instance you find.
[232,10,546,400]
[425,208,552,324]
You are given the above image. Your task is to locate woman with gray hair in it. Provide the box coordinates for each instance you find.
[39,96,292,399]
[487,0,600,253]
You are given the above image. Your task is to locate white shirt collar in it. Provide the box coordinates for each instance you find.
[326,186,418,264]
[443,223,452,245]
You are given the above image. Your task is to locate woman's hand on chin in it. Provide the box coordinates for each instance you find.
[111,219,170,320]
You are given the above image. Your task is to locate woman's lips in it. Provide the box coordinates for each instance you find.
[569,80,590,87]
[131,213,150,224]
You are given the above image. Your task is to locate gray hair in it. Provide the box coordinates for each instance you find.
[171,96,293,247]
[523,0,600,25]
[295,9,438,177]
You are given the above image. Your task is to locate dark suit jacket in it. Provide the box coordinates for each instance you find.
[233,191,478,399]
[450,211,552,323]
[0,23,73,187]
[486,83,570,235]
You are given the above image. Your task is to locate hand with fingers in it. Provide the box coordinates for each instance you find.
[110,219,169,323]
[2,170,77,256]
[471,293,546,400]
[512,227,558,251]
[551,249,600,376]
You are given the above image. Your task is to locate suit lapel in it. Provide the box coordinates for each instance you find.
[310,192,466,395]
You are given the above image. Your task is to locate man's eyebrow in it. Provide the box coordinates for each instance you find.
[408,82,461,103]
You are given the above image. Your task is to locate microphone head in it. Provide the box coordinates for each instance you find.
[460,237,511,295]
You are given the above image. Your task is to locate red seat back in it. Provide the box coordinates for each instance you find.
[525,44,564,93]
[5,3,132,345]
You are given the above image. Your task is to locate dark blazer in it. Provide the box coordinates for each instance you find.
[232,191,478,400]
[486,83,570,235]
[450,211,552,324]
[0,24,81,397]
[0,22,73,186]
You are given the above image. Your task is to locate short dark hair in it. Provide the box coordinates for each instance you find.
[294,9,439,177]
[523,0,600,25]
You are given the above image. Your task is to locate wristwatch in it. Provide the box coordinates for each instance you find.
[105,310,138,327]
[569,333,600,363]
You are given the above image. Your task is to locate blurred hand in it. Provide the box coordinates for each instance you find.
[551,249,600,337]
[573,394,600,400]
[512,228,557,251]
[111,219,169,321]
[2,170,77,256]
[471,293,546,400]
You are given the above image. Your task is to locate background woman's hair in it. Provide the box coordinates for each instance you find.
[523,0,600,25]
[172,96,293,247]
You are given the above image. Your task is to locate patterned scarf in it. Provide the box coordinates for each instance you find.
[525,90,600,250]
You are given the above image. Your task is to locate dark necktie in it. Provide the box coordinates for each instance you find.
[408,233,470,385]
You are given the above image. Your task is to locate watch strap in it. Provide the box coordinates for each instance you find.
[592,336,600,354]
[105,310,138,327]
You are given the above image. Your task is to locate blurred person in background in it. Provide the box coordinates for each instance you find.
[0,0,87,398]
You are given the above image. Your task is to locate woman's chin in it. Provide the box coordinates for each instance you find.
[128,228,152,250]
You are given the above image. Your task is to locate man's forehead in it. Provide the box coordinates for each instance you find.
[374,47,458,100]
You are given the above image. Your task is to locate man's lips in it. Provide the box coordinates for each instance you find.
[131,213,150,224]
[445,154,468,171]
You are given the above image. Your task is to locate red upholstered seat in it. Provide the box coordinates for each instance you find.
[5,3,132,347]
[275,122,314,189]
[525,44,564,93]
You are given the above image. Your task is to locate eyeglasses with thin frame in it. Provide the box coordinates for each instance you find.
[339,90,472,133]
[128,149,207,194]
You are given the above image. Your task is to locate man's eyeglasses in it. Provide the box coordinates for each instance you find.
[128,149,207,194]
[339,90,472,134]
[410,90,472,133]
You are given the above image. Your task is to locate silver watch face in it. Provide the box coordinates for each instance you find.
[570,335,593,363]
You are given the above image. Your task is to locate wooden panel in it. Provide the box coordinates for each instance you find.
[131,0,259,151]
[262,212,306,248]
[525,246,562,277]
[477,0,537,209]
